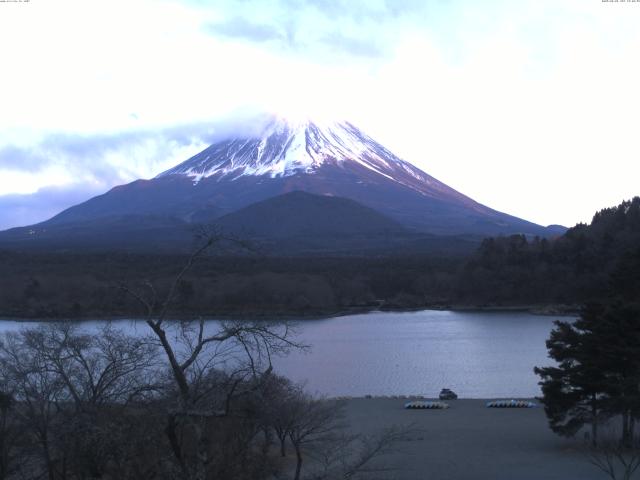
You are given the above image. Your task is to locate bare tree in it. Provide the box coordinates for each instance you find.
[257,373,301,458]
[0,390,24,480]
[277,382,416,480]
[122,231,301,407]
[31,323,160,478]
[287,393,345,480]
[587,424,640,480]
[310,425,416,480]
[120,230,305,479]
[0,323,161,480]
[22,323,159,410]
[0,329,69,480]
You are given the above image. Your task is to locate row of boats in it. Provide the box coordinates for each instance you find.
[405,390,536,409]
[405,399,537,409]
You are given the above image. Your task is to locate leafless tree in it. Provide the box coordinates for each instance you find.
[265,378,417,480]
[288,395,346,480]
[0,329,69,480]
[120,229,305,479]
[0,390,25,480]
[31,323,160,478]
[21,323,159,410]
[257,373,302,458]
[309,425,417,480]
[0,323,162,480]
[586,424,640,480]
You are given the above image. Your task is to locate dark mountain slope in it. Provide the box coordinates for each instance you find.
[0,215,195,253]
[0,191,481,255]
[215,190,405,238]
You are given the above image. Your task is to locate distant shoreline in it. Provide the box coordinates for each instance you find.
[0,303,579,322]
[330,395,540,401]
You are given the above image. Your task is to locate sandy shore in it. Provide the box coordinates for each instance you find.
[340,398,604,480]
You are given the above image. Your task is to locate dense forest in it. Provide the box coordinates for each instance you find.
[1,197,638,319]
[0,253,459,318]
[459,197,640,305]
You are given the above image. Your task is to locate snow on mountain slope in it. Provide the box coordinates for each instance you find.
[157,117,468,206]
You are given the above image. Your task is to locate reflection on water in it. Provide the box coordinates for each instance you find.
[270,310,560,398]
[0,310,563,398]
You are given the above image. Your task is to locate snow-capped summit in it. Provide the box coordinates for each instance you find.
[157,116,464,203]
[159,117,412,180]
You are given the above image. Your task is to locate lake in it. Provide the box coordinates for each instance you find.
[0,310,564,398]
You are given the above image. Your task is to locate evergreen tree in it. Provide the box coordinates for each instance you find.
[534,304,609,446]
[536,301,640,446]
[595,302,640,446]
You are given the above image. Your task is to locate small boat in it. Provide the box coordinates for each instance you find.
[405,401,449,409]
[439,388,458,400]
[486,399,536,408]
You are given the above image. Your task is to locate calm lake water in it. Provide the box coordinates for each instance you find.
[0,310,564,398]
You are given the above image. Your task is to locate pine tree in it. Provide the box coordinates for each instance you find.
[595,302,640,446]
[535,301,640,446]
[534,304,609,446]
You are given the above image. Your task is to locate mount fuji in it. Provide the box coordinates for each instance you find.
[0,116,564,253]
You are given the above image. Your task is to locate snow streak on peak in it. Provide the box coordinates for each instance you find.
[157,116,430,186]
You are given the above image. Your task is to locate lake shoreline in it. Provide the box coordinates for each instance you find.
[330,395,540,401]
[0,303,579,322]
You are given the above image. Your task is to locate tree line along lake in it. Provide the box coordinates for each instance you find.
[0,310,565,398]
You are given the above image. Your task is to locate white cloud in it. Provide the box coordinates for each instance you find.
[342,1,640,227]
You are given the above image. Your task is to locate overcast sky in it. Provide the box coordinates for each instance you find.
[1,0,639,230]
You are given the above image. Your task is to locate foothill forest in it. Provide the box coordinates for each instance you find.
[1,197,638,320]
